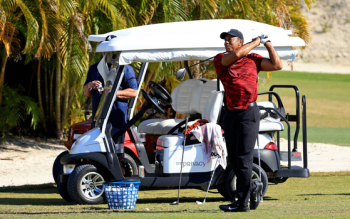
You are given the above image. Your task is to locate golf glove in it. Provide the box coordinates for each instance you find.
[259,34,270,45]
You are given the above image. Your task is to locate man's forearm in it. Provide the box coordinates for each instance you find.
[116,88,137,100]
[222,39,260,66]
[265,42,283,70]
[234,40,260,58]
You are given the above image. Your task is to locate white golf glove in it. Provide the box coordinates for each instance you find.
[259,34,270,45]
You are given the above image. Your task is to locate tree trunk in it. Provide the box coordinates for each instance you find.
[190,60,201,79]
[55,0,62,139]
[0,48,8,106]
[44,59,49,115]
[0,27,16,104]
[67,82,76,125]
[37,59,47,132]
[0,27,16,105]
[61,18,74,129]
[55,56,62,138]
[61,67,69,127]
[49,67,54,120]
[68,83,76,110]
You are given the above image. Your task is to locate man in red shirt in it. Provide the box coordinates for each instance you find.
[214,29,282,212]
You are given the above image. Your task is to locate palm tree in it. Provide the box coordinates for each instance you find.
[0,0,44,133]
[0,0,39,104]
[52,0,139,138]
[22,0,60,133]
[0,0,316,136]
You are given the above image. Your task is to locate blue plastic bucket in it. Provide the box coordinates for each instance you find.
[103,181,141,209]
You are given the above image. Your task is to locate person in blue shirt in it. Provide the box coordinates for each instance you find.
[83,57,138,143]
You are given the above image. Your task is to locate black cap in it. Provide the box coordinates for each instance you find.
[220,29,244,42]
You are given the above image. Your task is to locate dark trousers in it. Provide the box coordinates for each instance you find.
[110,124,125,144]
[223,105,260,206]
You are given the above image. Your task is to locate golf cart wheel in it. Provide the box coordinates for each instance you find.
[123,153,138,176]
[53,150,69,184]
[218,163,268,200]
[56,170,73,202]
[252,163,268,196]
[67,164,107,205]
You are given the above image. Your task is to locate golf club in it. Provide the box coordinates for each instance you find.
[196,154,221,205]
[174,35,268,80]
[171,118,189,205]
[175,68,186,80]
[257,135,263,203]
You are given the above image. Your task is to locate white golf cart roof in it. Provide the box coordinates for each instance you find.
[89,19,305,64]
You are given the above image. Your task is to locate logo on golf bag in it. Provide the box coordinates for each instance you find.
[176,161,205,167]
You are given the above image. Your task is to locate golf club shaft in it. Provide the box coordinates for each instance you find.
[176,117,189,202]
[183,35,267,70]
[203,155,220,202]
[257,134,263,202]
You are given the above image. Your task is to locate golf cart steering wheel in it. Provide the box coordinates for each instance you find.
[141,89,165,114]
[148,81,172,105]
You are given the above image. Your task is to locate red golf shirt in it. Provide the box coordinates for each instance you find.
[214,53,264,110]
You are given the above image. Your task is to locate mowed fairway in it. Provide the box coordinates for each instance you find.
[0,172,349,218]
[257,71,350,146]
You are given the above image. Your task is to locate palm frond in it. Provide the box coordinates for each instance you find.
[0,22,20,56]
[33,0,49,58]
[0,84,41,131]
[16,0,40,54]
[199,0,217,19]
[59,0,78,18]
[290,10,312,47]
[303,0,315,10]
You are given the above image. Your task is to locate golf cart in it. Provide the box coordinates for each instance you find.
[56,19,310,205]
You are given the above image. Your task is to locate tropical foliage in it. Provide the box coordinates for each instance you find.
[0,0,315,138]
[0,84,41,131]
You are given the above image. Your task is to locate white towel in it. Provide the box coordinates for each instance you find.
[190,123,227,169]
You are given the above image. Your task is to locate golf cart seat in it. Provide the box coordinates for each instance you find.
[257,101,284,132]
[138,79,223,135]
[157,90,225,148]
[156,90,224,173]
[137,118,184,135]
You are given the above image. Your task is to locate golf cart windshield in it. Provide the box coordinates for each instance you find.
[93,63,125,129]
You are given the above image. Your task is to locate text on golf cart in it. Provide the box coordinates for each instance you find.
[176,161,206,167]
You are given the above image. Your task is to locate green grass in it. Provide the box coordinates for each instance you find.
[279,126,350,146]
[258,71,350,102]
[257,71,350,146]
[257,71,350,129]
[1,172,350,218]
